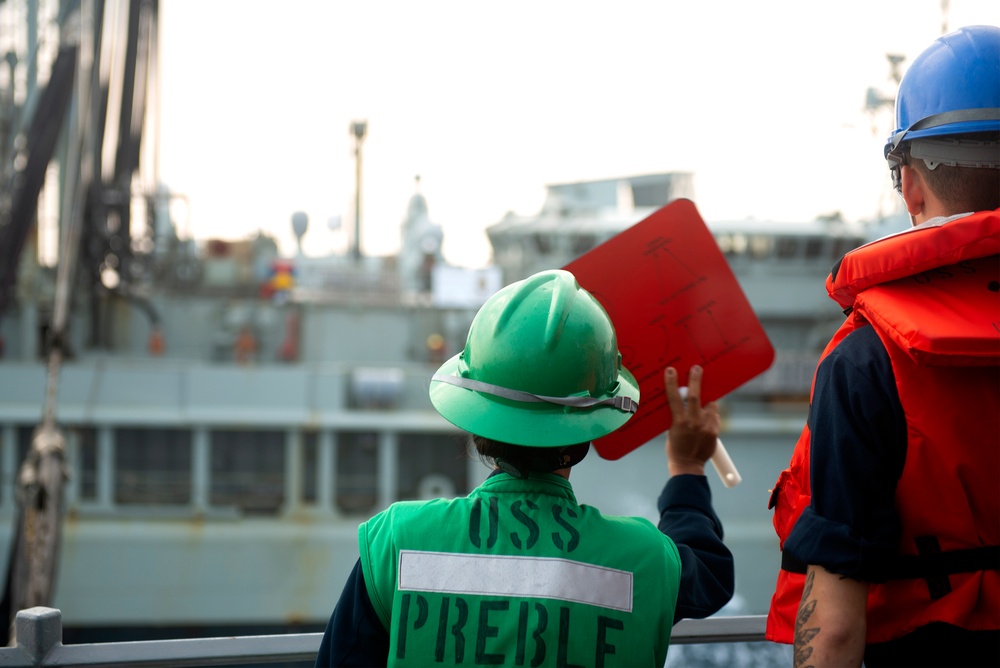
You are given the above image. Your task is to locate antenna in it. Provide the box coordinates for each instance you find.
[350,119,368,262]
[864,53,905,117]
[863,53,908,224]
[291,211,308,256]
[886,54,905,85]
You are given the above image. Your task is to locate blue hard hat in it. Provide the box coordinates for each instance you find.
[884,25,1000,159]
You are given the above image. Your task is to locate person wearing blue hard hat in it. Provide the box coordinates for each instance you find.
[767,25,1000,667]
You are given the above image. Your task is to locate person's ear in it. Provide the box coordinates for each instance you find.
[900,165,926,218]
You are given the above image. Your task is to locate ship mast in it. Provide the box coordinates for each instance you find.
[350,119,367,262]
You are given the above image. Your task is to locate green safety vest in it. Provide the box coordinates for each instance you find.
[359,472,682,667]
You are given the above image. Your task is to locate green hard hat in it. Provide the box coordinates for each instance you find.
[430,269,639,447]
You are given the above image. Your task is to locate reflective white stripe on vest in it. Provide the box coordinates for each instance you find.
[397,550,634,612]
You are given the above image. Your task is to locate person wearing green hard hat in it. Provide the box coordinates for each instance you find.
[316,269,734,667]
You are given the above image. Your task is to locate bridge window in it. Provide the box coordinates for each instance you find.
[210,430,285,514]
[532,233,553,254]
[718,233,749,257]
[715,233,732,255]
[115,428,192,505]
[571,234,597,255]
[302,431,318,504]
[748,235,773,259]
[831,236,863,260]
[77,428,98,501]
[804,237,826,259]
[336,431,378,514]
[775,237,799,259]
[397,433,469,501]
[16,426,32,462]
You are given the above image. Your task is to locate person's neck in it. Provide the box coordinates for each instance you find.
[909,194,956,226]
[492,466,571,480]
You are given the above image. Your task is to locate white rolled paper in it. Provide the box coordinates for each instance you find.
[710,439,742,488]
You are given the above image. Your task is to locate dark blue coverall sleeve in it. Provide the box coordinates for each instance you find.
[314,559,389,668]
[781,316,1000,665]
[783,325,907,581]
[658,473,735,621]
[316,473,734,667]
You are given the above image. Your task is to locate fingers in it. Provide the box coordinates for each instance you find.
[664,364,704,409]
[685,365,703,420]
[705,401,722,429]
[665,365,713,424]
[703,400,722,437]
[664,366,684,419]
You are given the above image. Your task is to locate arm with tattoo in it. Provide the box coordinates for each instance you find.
[793,565,868,668]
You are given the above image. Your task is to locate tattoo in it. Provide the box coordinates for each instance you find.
[793,570,820,668]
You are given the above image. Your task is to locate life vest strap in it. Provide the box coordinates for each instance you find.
[780,544,1000,583]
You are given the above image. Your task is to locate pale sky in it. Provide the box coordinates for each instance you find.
[156,1,999,267]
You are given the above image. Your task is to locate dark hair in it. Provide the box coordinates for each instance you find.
[472,435,590,477]
[903,134,1000,212]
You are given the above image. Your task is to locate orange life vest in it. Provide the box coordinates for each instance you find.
[766,209,1000,645]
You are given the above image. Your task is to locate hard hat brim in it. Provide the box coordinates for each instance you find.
[429,352,641,448]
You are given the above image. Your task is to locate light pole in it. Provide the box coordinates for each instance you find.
[350,120,367,261]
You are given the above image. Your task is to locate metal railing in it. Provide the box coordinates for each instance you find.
[0,607,768,667]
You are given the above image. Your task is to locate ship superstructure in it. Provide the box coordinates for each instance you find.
[0,169,875,638]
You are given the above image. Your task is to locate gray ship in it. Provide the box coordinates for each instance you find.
[0,0,898,648]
